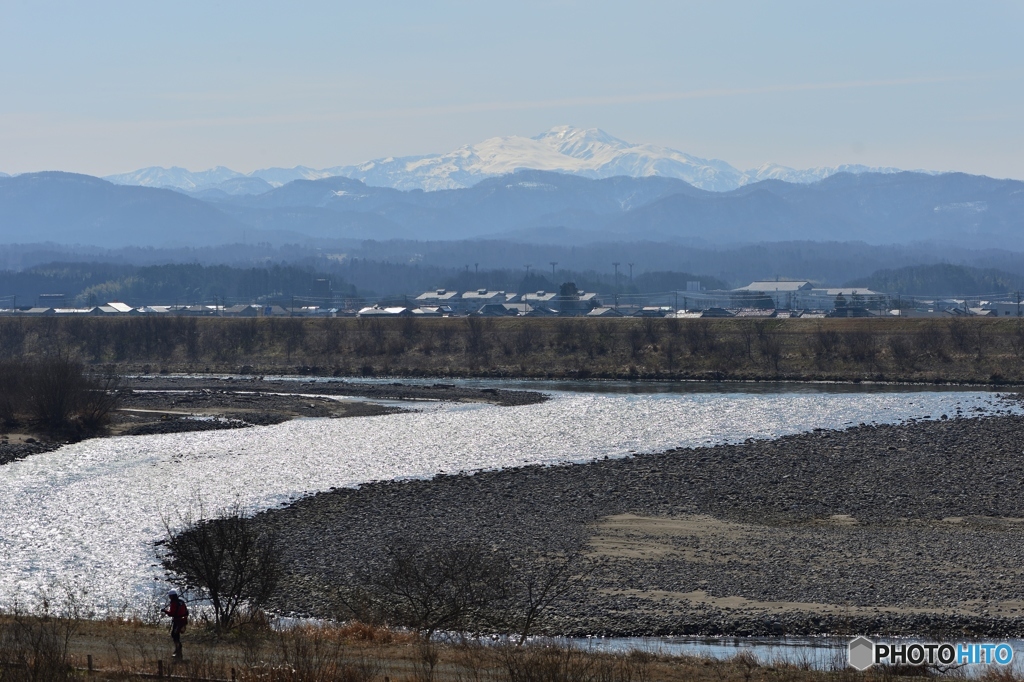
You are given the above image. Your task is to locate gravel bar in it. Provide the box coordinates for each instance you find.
[255,413,1024,638]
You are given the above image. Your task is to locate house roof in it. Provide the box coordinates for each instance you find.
[521,291,557,302]
[461,289,506,300]
[357,306,409,316]
[411,306,445,316]
[734,308,778,317]
[587,306,624,317]
[476,303,520,316]
[812,288,883,297]
[734,281,812,292]
[416,289,460,301]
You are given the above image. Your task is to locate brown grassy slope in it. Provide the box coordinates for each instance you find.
[1,315,1023,384]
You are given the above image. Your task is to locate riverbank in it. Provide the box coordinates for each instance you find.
[255,411,1024,638]
[0,377,547,464]
[0,616,900,682]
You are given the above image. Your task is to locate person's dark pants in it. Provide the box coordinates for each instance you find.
[171,623,183,656]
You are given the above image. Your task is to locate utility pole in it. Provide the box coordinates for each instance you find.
[674,291,678,312]
[1017,291,1021,317]
[524,264,532,275]
[612,262,620,291]
[628,262,634,283]
[475,263,479,274]
[550,261,557,279]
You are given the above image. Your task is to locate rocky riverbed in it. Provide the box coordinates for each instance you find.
[256,413,1024,638]
[123,375,549,407]
[0,438,61,465]
[1,376,547,460]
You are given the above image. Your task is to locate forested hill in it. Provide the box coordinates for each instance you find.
[0,263,357,308]
[3,169,1024,249]
[845,264,1024,297]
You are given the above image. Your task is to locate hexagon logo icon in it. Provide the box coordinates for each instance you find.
[848,636,875,671]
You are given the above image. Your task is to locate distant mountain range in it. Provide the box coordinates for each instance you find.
[97,126,913,195]
[1,168,1021,249]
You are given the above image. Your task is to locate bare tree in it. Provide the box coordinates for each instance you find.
[363,541,510,639]
[947,318,972,353]
[641,317,661,345]
[626,325,645,360]
[0,361,23,428]
[464,317,490,357]
[809,324,841,366]
[1008,321,1024,358]
[682,319,715,355]
[755,321,783,372]
[27,355,88,432]
[160,505,281,631]
[514,322,539,356]
[887,335,916,371]
[77,369,121,432]
[842,329,877,364]
[506,551,592,645]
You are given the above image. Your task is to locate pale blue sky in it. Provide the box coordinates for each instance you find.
[1,1,1022,178]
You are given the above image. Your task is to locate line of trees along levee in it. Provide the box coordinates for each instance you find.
[2,316,1023,384]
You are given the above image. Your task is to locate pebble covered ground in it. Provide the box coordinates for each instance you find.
[256,413,1024,638]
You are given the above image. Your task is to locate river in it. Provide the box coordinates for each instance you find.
[0,380,1016,613]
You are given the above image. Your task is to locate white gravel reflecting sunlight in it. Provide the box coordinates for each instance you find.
[0,388,1013,610]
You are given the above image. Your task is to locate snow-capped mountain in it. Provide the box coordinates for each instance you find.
[104,165,244,190]
[335,126,751,191]
[747,162,905,184]
[102,126,911,194]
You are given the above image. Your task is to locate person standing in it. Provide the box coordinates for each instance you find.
[162,589,188,658]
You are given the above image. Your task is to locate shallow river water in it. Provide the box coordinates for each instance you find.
[0,382,1016,613]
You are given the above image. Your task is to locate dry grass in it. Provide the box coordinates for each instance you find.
[3,613,1018,681]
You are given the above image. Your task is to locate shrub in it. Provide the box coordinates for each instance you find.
[755,321,783,372]
[842,330,877,364]
[888,335,916,371]
[0,361,22,427]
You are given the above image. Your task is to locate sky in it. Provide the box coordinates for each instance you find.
[1,1,1022,179]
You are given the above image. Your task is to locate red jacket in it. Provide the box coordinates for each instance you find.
[167,600,188,626]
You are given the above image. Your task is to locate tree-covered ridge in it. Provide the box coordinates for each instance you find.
[0,262,357,307]
[845,263,1024,297]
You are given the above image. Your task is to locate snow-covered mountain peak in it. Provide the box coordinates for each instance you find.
[533,126,631,158]
[101,126,923,194]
